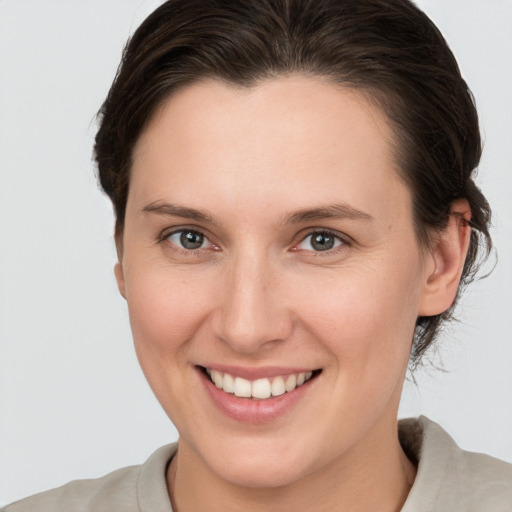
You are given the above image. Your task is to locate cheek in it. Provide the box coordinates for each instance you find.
[125,267,214,362]
[296,257,423,367]
[123,267,217,428]
[290,262,422,440]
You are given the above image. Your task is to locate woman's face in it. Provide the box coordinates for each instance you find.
[117,77,435,487]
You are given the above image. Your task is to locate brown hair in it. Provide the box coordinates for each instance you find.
[94,0,492,366]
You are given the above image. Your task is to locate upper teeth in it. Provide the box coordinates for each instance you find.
[207,369,314,399]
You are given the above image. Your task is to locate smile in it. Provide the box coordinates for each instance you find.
[201,367,320,399]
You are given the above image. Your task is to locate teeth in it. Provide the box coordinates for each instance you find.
[271,376,285,396]
[285,374,297,392]
[211,369,223,388]
[252,378,272,399]
[223,372,235,393]
[234,377,252,397]
[205,368,316,399]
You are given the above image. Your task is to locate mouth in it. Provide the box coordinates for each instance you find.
[198,366,322,400]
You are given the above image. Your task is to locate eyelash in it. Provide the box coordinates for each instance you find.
[158,227,350,256]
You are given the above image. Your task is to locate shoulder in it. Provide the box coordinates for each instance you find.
[1,444,177,512]
[2,466,139,512]
[400,416,512,512]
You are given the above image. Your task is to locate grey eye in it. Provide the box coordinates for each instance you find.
[299,232,343,252]
[168,230,208,250]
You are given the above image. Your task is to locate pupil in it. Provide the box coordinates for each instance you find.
[180,231,203,249]
[312,233,334,251]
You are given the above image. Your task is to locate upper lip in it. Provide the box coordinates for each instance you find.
[197,364,319,380]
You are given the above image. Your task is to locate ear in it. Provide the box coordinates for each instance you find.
[418,199,472,316]
[114,261,127,299]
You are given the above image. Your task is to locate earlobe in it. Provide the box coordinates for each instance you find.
[419,199,472,316]
[114,262,127,299]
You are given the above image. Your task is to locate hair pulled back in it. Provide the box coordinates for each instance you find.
[94,0,492,366]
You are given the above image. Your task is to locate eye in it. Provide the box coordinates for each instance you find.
[167,229,211,250]
[297,231,344,252]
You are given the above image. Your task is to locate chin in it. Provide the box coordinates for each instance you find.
[195,433,319,489]
[212,457,306,489]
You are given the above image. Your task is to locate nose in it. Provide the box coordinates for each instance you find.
[212,250,293,354]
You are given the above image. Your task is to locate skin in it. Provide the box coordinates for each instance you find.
[115,76,471,512]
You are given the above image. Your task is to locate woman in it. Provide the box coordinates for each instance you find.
[2,0,511,510]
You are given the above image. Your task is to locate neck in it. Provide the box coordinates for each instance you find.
[167,417,416,512]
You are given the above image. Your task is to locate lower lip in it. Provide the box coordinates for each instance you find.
[198,367,318,424]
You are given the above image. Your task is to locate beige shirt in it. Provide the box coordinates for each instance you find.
[3,416,512,511]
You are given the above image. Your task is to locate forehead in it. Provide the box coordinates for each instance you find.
[135,76,396,164]
[129,76,410,225]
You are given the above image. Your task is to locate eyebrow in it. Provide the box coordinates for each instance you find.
[284,204,374,224]
[142,201,373,226]
[142,201,214,223]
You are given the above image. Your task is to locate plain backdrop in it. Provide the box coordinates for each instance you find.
[1,0,511,506]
